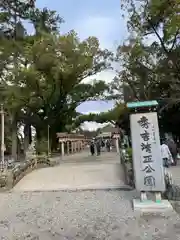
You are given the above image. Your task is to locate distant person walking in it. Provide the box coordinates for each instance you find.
[161,139,173,168]
[166,138,178,166]
[101,139,105,148]
[96,139,101,156]
[90,140,95,156]
[106,139,110,152]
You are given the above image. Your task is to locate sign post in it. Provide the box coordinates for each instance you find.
[127,100,173,212]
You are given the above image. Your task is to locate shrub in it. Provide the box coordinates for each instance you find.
[126,147,132,159]
[36,139,48,155]
[123,147,132,163]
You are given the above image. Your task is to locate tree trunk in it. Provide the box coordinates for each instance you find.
[11,119,17,161]
[51,131,58,152]
[35,126,42,155]
[24,123,32,153]
[35,126,41,141]
[29,125,32,144]
[17,135,22,157]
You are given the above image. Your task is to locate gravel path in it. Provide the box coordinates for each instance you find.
[0,190,179,239]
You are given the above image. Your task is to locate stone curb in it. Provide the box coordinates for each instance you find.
[11,185,133,193]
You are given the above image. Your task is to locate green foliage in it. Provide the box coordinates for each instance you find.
[126,147,132,160]
[74,103,126,127]
[35,138,48,155]
[72,0,180,138]
[29,7,63,35]
[95,0,180,136]
[0,0,35,38]
[0,0,113,154]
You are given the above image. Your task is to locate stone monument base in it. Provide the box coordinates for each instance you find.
[133,199,173,213]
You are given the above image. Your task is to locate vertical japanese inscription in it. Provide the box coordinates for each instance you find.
[137,116,155,188]
[137,116,150,129]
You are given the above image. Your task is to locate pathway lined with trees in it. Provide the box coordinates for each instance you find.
[0,0,180,238]
[1,0,180,160]
[13,151,126,192]
[0,0,113,161]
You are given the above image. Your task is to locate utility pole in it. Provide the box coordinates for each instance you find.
[1,104,4,170]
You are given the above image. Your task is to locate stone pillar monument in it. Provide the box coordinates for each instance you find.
[127,100,172,213]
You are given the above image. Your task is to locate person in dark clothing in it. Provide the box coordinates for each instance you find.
[166,138,178,166]
[101,140,105,148]
[96,139,101,156]
[90,141,95,156]
[106,139,110,152]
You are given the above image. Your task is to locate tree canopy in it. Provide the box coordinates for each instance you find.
[2,0,180,156]
[116,0,180,135]
[0,0,113,156]
[77,0,180,137]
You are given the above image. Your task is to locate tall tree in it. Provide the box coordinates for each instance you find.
[0,0,36,159]
[30,7,63,35]
[0,1,113,156]
[114,0,180,135]
[26,32,112,149]
[121,0,180,87]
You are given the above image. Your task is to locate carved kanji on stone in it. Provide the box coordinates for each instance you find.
[141,142,151,153]
[142,164,155,173]
[138,116,150,129]
[140,130,150,142]
[144,176,155,187]
[143,155,153,163]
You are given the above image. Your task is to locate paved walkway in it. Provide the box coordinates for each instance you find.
[13,152,127,192]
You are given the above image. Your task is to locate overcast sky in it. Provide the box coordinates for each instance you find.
[35,0,128,130]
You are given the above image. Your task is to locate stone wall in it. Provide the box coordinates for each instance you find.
[0,156,56,190]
